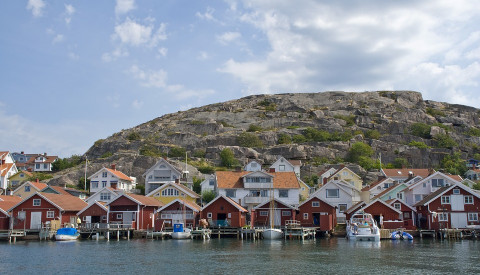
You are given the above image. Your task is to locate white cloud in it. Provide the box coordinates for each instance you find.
[102,48,129,62]
[197,51,210,60]
[128,65,167,88]
[115,0,136,16]
[52,34,64,44]
[64,4,75,24]
[132,99,144,109]
[68,52,79,60]
[156,47,168,58]
[113,18,167,47]
[196,7,221,23]
[26,0,45,18]
[216,31,241,45]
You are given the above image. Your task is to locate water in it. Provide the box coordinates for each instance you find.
[1,238,479,274]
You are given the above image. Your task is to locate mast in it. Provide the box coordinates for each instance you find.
[84,157,88,191]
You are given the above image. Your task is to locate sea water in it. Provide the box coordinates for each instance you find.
[0,238,479,274]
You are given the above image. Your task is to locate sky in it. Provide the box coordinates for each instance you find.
[1,0,480,158]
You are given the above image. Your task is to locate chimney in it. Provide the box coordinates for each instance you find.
[111,164,116,170]
[36,178,39,183]
[21,151,24,154]
[235,166,242,172]
[44,152,47,156]
[27,168,32,172]
[1,159,4,165]
[428,168,435,176]
[269,168,276,173]
[175,179,180,184]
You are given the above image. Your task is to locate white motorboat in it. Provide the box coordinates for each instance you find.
[346,212,380,241]
[171,223,191,239]
[263,228,283,240]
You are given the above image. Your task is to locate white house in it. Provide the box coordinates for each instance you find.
[1,151,18,191]
[269,157,301,177]
[318,167,338,185]
[200,174,216,194]
[215,170,300,210]
[361,177,396,202]
[381,168,432,183]
[143,159,183,194]
[88,165,136,194]
[244,160,262,172]
[465,169,480,181]
[85,187,124,205]
[25,153,57,172]
[310,180,362,223]
[404,171,462,206]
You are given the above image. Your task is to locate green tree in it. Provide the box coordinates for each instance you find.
[441,152,467,175]
[292,134,307,143]
[27,172,53,181]
[393,158,408,169]
[192,176,202,194]
[169,146,186,158]
[202,190,216,204]
[410,123,432,138]
[347,142,374,163]
[434,133,457,149]
[77,177,90,191]
[247,124,263,132]
[278,133,292,144]
[237,132,264,147]
[220,148,237,168]
[364,129,381,139]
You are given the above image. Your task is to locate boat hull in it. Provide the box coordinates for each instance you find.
[55,234,80,241]
[263,229,283,240]
[171,232,191,239]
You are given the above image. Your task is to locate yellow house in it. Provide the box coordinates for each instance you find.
[298,179,311,201]
[145,182,199,205]
[8,170,33,188]
[329,166,363,190]
[12,180,48,198]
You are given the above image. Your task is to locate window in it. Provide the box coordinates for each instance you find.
[100,192,111,201]
[303,213,308,220]
[162,188,179,197]
[207,213,212,219]
[102,181,107,188]
[432,179,444,188]
[82,216,87,221]
[36,164,40,169]
[46,211,54,218]
[161,214,172,219]
[468,213,479,221]
[438,213,448,221]
[453,189,460,195]
[404,212,411,219]
[465,196,474,204]
[415,194,422,202]
[33,199,41,206]
[282,211,291,216]
[394,203,401,210]
[91,181,99,189]
[279,165,285,171]
[25,185,31,192]
[251,163,257,168]
[423,182,426,188]
[279,190,288,198]
[338,204,347,213]
[259,211,268,216]
[312,201,320,207]
[326,189,339,198]
[209,179,215,186]
[384,183,390,189]
[20,174,24,178]
[102,172,108,178]
[441,196,451,204]
[44,164,48,169]
[397,192,403,200]
[226,189,236,198]
[116,214,123,219]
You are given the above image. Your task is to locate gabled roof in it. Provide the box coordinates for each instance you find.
[25,155,57,164]
[216,171,300,189]
[85,187,122,202]
[317,167,338,177]
[145,182,200,198]
[361,177,393,191]
[0,196,22,217]
[42,186,71,196]
[8,192,87,212]
[9,170,33,178]
[156,199,201,213]
[240,170,273,179]
[201,195,248,212]
[1,163,15,177]
[382,168,432,179]
[310,179,360,199]
[142,158,182,177]
[298,179,311,190]
[298,195,336,208]
[88,167,133,182]
[408,171,462,191]
[328,166,361,180]
[447,174,463,181]
[388,198,416,212]
[414,183,480,207]
[216,171,250,189]
[370,183,408,201]
[345,201,366,214]
[76,201,108,216]
[356,198,402,215]
[253,198,296,210]
[13,181,48,194]
[106,193,163,207]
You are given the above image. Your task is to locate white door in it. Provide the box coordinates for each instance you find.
[451,195,464,211]
[123,212,135,227]
[30,212,42,229]
[450,213,468,228]
[85,216,91,223]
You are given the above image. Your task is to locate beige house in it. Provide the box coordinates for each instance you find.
[12,180,48,198]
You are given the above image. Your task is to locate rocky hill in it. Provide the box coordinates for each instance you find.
[49,91,480,187]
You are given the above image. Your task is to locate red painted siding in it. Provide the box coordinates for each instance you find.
[78,204,107,218]
[155,201,198,231]
[201,197,246,228]
[0,213,9,230]
[11,194,60,230]
[298,197,336,231]
[254,201,296,227]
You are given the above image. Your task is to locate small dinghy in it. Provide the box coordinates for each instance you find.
[391,231,413,240]
[55,228,80,241]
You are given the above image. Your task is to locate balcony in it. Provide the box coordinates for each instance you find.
[244,195,269,205]
[244,182,273,189]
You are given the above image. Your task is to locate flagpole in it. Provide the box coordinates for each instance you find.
[84,156,88,191]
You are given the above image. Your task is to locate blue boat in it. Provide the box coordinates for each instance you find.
[55,228,80,241]
[391,231,413,240]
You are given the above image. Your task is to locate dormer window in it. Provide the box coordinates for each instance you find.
[453,189,460,195]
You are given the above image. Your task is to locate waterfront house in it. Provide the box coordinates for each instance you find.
[9,193,87,230]
[381,168,432,183]
[310,179,361,223]
[297,196,337,231]
[41,185,88,199]
[155,199,201,230]
[12,180,48,198]
[386,198,416,230]
[200,174,216,194]
[252,198,297,227]
[88,164,136,194]
[145,181,199,205]
[77,201,108,224]
[143,158,183,194]
[1,151,18,191]
[215,170,300,210]
[324,166,363,191]
[106,194,163,230]
[370,183,409,203]
[466,158,480,169]
[25,153,57,172]
[200,195,247,227]
[404,171,462,206]
[346,198,402,229]
[269,157,302,177]
[360,177,396,202]
[415,183,480,230]
[0,195,22,230]
[8,170,33,189]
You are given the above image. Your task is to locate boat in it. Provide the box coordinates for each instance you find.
[391,231,413,240]
[55,228,80,241]
[346,212,380,241]
[263,183,283,240]
[171,223,191,239]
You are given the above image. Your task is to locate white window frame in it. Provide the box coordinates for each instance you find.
[102,172,108,178]
[282,211,291,216]
[33,199,41,206]
[25,185,31,192]
[207,213,212,219]
[279,165,285,171]
[82,216,87,221]
[452,189,460,195]
[468,213,478,221]
[303,213,308,220]
[441,196,451,204]
[438,213,448,222]
[326,189,339,198]
[393,203,401,210]
[312,201,320,207]
[464,196,474,204]
[226,189,236,198]
[116,214,123,220]
[338,204,347,213]
[46,211,54,218]
[259,211,268,216]
[279,190,288,198]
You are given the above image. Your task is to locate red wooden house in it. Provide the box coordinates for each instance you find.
[386,198,416,230]
[0,195,22,230]
[298,196,337,231]
[415,183,480,230]
[155,199,201,231]
[77,201,108,224]
[107,194,163,230]
[201,195,247,227]
[9,193,87,230]
[345,199,402,229]
[253,199,296,227]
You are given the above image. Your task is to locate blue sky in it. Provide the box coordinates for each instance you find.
[1,0,480,157]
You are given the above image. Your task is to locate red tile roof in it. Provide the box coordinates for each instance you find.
[216,171,299,189]
[0,195,23,203]
[49,186,72,196]
[288,160,302,166]
[361,177,387,191]
[1,163,15,177]
[128,194,164,207]
[106,168,133,182]
[0,199,22,215]
[25,155,58,164]
[40,193,88,211]
[382,168,432,179]
[447,175,462,181]
[30,181,48,190]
